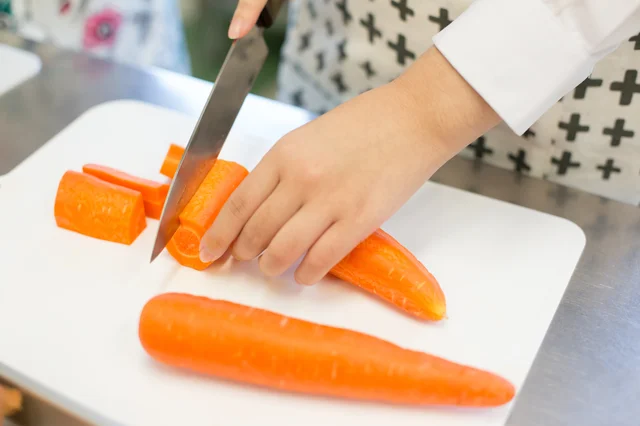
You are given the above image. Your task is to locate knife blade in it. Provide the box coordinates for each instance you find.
[150,2,283,262]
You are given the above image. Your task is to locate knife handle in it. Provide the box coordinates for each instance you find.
[257,0,285,28]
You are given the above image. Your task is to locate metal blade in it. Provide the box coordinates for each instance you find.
[150,26,268,262]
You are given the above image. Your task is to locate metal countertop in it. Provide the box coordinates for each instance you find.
[1,31,639,426]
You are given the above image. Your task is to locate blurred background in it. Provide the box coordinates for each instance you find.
[179,0,289,100]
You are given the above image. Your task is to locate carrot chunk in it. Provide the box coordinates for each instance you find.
[159,144,185,179]
[166,159,248,269]
[0,385,22,417]
[82,163,169,204]
[330,229,446,321]
[54,170,146,245]
[166,225,210,270]
[144,199,165,220]
[139,293,515,407]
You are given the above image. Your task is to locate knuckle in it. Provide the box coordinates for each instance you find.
[243,228,266,253]
[236,0,266,17]
[262,248,289,271]
[304,247,335,275]
[227,196,247,220]
[300,166,323,186]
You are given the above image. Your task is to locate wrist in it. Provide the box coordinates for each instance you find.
[391,46,501,162]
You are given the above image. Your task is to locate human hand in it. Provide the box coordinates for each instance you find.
[199,48,500,285]
[227,0,268,39]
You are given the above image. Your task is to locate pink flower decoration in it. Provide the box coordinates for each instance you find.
[83,8,122,49]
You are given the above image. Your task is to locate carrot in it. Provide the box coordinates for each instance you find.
[330,229,446,321]
[139,293,515,407]
[54,170,146,245]
[0,385,22,418]
[159,143,185,179]
[144,199,165,220]
[82,163,169,204]
[166,159,248,270]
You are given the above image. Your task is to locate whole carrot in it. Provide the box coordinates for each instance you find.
[139,293,515,407]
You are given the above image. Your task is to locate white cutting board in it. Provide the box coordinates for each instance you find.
[0,100,586,426]
[0,43,41,95]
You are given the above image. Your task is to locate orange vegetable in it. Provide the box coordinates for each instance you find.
[0,385,22,418]
[166,159,248,270]
[330,229,446,321]
[144,199,165,220]
[159,143,185,179]
[82,164,169,204]
[54,170,146,245]
[139,293,515,407]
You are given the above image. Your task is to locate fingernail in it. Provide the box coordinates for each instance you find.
[228,19,244,39]
[199,247,218,263]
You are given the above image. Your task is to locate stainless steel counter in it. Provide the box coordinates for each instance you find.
[2,30,640,426]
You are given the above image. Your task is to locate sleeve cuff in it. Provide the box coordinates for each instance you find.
[432,0,597,135]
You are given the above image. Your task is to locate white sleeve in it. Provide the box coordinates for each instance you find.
[432,0,640,135]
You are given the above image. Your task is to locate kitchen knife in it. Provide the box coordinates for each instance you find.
[150,0,284,262]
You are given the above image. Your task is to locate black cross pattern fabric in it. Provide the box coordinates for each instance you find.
[276,0,640,206]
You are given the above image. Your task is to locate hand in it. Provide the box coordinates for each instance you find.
[227,0,268,39]
[199,48,501,285]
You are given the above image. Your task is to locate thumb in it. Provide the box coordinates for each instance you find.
[229,0,269,39]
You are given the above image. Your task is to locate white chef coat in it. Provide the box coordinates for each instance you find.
[276,0,640,206]
[2,0,190,74]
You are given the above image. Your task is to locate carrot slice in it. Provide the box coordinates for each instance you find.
[159,144,185,179]
[54,170,146,245]
[166,225,210,270]
[144,199,165,220]
[166,159,248,269]
[139,293,516,407]
[82,163,169,204]
[330,229,446,321]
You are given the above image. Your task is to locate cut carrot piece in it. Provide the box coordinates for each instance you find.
[166,225,210,270]
[0,385,22,417]
[82,163,169,204]
[166,159,248,269]
[139,293,516,407]
[330,229,446,321]
[54,170,146,245]
[144,199,165,220]
[159,144,185,179]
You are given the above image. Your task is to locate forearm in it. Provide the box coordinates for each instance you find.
[391,46,501,164]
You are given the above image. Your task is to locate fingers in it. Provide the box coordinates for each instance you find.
[199,161,278,263]
[231,183,303,261]
[295,220,369,285]
[259,204,336,279]
[229,0,268,39]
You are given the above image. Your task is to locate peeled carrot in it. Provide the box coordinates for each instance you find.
[54,170,146,245]
[0,385,22,417]
[139,293,515,407]
[330,229,446,321]
[159,143,185,179]
[166,159,248,270]
[144,199,165,220]
[82,164,169,204]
